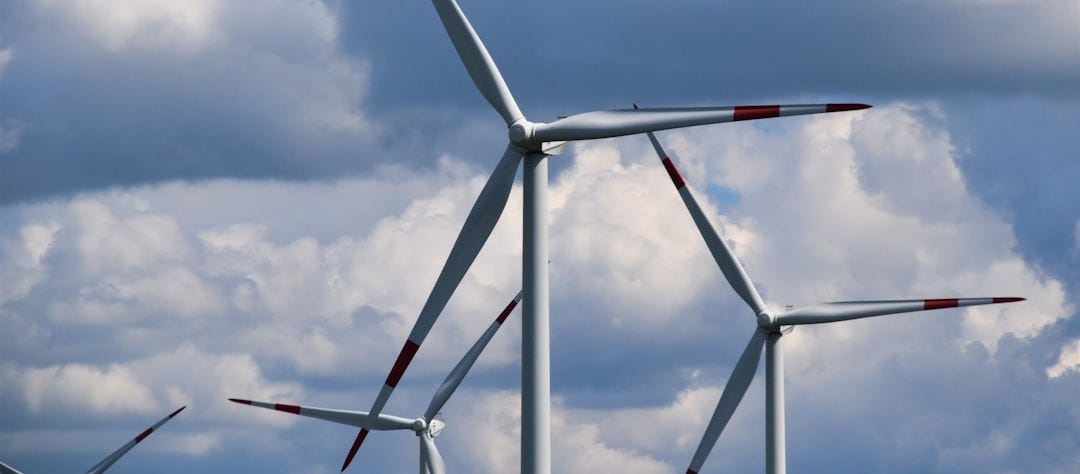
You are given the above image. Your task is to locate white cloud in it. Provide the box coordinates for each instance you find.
[3,345,300,427]
[658,104,1069,351]
[35,0,219,55]
[0,120,23,154]
[0,48,11,75]
[20,363,158,415]
[0,102,1073,471]
[443,390,672,474]
[1047,339,1080,378]
[0,220,59,304]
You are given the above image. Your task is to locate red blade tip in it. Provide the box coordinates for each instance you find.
[341,428,369,472]
[826,103,871,112]
[228,398,252,405]
[169,406,187,417]
[993,297,1025,303]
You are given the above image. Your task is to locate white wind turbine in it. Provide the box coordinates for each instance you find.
[0,406,186,474]
[230,291,523,474]
[642,129,1025,474]
[347,1,870,472]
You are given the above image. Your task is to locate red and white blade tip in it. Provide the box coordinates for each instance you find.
[228,398,302,415]
[924,297,1025,310]
[731,103,870,121]
[495,292,524,325]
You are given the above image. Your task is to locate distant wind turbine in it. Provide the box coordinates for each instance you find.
[642,129,1024,474]
[356,1,870,472]
[230,291,523,474]
[0,405,186,474]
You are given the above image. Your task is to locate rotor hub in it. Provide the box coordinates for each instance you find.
[756,311,778,332]
[508,119,539,150]
[412,418,427,432]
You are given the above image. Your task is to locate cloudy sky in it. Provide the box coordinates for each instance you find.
[1,0,1078,473]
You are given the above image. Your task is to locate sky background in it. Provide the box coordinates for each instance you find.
[1,0,1078,473]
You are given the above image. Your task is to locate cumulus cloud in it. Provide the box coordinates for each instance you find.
[0,48,10,75]
[0,103,1073,472]
[19,363,158,415]
[0,0,379,203]
[36,0,220,55]
[442,390,672,474]
[2,345,300,422]
[1047,339,1080,379]
[0,220,58,304]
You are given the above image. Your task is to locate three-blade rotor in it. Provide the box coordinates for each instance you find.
[379,1,875,470]
[232,290,523,472]
[644,131,1025,474]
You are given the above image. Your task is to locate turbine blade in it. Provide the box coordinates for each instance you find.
[420,433,447,474]
[430,0,523,125]
[227,399,415,431]
[85,406,186,474]
[341,429,368,472]
[774,297,1025,326]
[424,290,523,421]
[686,330,767,474]
[535,104,870,142]
[0,460,24,474]
[645,130,767,315]
[347,145,522,471]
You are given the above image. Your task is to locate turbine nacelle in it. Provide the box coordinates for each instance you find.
[410,417,445,438]
[428,419,446,438]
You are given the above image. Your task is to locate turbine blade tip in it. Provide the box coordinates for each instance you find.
[826,103,871,112]
[993,297,1025,303]
[341,428,369,472]
[169,406,187,417]
[228,398,252,405]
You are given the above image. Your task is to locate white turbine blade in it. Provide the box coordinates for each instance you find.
[686,330,767,474]
[424,290,523,421]
[85,406,185,474]
[370,145,522,415]
[534,104,869,143]
[0,460,24,474]
[774,297,1025,326]
[420,433,447,474]
[645,129,767,315]
[430,0,524,125]
[344,145,522,471]
[227,399,415,431]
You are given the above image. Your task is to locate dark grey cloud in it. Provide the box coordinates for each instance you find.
[2,0,1077,205]
[339,0,1079,115]
[0,1,1078,472]
[0,1,381,204]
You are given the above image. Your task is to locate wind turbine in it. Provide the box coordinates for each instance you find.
[351,1,870,472]
[0,406,186,474]
[230,291,523,474]
[642,129,1025,474]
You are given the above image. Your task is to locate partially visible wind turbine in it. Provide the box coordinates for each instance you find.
[355,1,869,472]
[230,291,523,474]
[0,406,186,474]
[642,129,1025,474]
